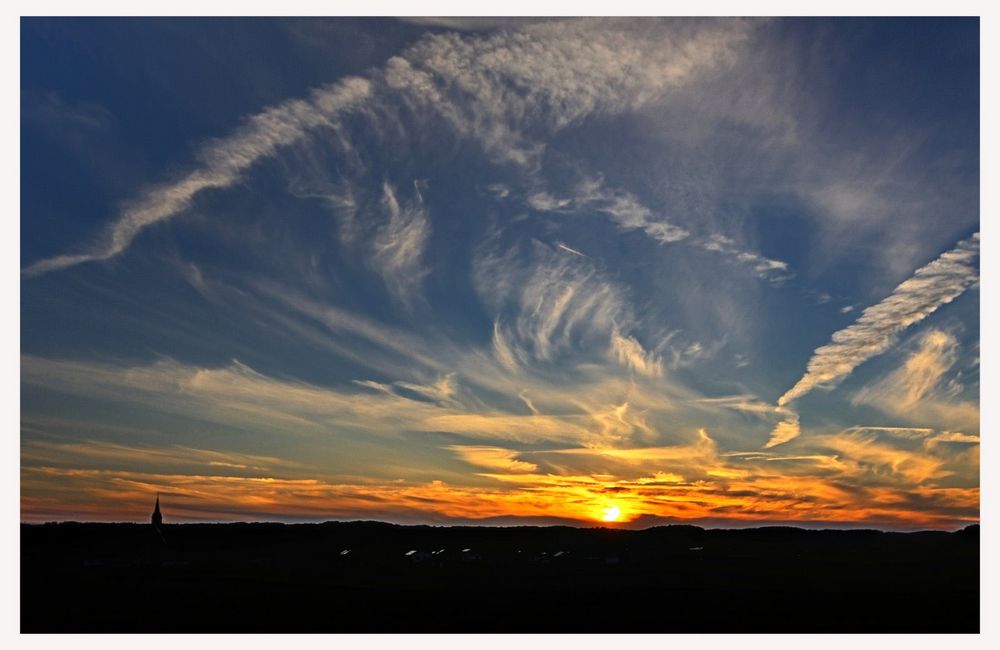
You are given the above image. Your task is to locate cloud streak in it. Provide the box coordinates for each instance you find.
[778,233,979,406]
[696,233,792,284]
[372,182,432,305]
[764,415,801,448]
[526,177,691,245]
[24,19,754,276]
[23,77,373,276]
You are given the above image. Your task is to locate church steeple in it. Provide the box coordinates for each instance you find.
[151,493,163,527]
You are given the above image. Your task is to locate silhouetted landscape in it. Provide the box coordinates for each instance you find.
[22,521,979,633]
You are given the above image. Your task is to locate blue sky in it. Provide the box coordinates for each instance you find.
[21,17,979,527]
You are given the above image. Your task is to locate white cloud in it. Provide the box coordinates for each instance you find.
[24,77,373,276]
[491,318,522,371]
[691,394,801,448]
[695,233,792,283]
[500,244,630,360]
[25,19,754,276]
[525,176,690,245]
[527,192,573,211]
[597,190,690,244]
[396,374,458,405]
[388,19,754,165]
[371,182,431,305]
[610,329,664,378]
[779,233,979,406]
[478,240,633,365]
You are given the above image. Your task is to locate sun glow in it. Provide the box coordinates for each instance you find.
[601,503,621,522]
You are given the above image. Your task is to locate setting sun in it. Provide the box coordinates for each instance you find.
[601,504,622,522]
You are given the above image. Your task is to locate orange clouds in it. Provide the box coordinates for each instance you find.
[447,445,539,473]
[20,347,978,530]
[21,423,979,529]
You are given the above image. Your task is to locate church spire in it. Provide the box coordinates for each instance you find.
[151,493,163,527]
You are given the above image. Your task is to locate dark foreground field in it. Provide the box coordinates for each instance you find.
[22,521,978,633]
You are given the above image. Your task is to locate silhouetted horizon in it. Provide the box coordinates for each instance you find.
[20,517,982,534]
[22,518,978,632]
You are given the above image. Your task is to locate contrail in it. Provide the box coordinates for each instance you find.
[555,241,587,257]
[778,232,979,406]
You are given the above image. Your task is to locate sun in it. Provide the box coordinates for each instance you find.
[601,504,621,522]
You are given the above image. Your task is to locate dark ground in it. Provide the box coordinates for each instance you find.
[21,521,979,633]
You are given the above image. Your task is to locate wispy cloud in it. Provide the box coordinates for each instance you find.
[23,91,113,132]
[387,18,754,166]
[853,329,959,412]
[819,429,950,485]
[21,351,979,528]
[692,394,800,448]
[696,233,792,284]
[22,438,307,475]
[475,239,670,381]
[490,318,522,371]
[20,19,979,530]
[447,445,538,473]
[477,240,629,363]
[610,328,664,378]
[779,233,979,406]
[764,415,801,448]
[526,176,690,245]
[23,77,373,276]
[521,180,792,284]
[925,431,979,449]
[24,19,754,276]
[851,328,979,432]
[695,394,788,418]
[841,426,935,440]
[371,182,431,305]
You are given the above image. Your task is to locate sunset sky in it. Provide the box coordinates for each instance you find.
[21,17,979,529]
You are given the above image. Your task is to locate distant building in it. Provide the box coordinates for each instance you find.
[408,550,434,563]
[151,494,163,527]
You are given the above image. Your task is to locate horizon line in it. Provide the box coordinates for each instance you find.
[20,517,980,534]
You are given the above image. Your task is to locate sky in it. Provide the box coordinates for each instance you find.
[20,17,980,529]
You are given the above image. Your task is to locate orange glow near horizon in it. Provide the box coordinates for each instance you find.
[19,411,980,531]
[601,503,622,522]
[20,459,980,530]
